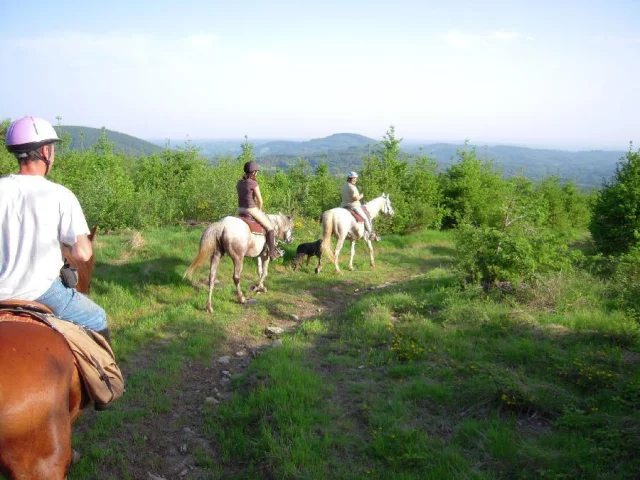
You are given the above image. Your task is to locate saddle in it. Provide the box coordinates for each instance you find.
[0,299,125,407]
[237,213,266,235]
[344,206,370,223]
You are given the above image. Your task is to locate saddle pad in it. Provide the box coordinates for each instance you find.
[0,308,125,406]
[344,207,365,223]
[237,214,266,235]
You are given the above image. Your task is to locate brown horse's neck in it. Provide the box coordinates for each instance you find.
[60,226,97,295]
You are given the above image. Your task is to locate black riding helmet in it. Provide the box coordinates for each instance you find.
[244,161,260,174]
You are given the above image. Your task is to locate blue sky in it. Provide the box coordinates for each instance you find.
[1,0,638,149]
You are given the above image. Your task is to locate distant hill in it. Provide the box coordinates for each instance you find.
[56,125,162,156]
[186,134,624,188]
[152,132,626,189]
[399,142,624,189]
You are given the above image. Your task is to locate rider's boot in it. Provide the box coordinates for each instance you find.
[266,230,283,260]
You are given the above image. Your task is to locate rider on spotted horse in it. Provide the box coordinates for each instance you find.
[237,161,284,260]
[341,171,379,241]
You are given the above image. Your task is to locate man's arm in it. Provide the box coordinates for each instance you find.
[68,234,93,262]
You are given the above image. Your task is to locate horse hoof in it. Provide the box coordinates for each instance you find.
[314,268,320,274]
[206,304,213,313]
[239,297,246,304]
[348,266,354,271]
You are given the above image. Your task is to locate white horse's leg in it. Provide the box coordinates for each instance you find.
[366,238,375,268]
[334,235,346,274]
[231,254,246,304]
[257,256,263,278]
[256,257,269,293]
[348,240,357,271]
[206,251,223,313]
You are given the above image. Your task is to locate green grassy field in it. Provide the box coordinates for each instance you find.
[68,221,640,479]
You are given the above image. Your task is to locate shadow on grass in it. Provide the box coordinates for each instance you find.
[92,256,186,294]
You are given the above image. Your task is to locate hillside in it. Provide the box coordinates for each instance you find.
[56,125,162,156]
[187,134,624,188]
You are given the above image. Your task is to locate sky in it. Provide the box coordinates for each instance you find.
[1,0,638,150]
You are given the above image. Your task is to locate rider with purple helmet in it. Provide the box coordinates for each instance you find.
[341,171,378,240]
[0,117,111,348]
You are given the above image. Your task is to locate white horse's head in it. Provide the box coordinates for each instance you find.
[275,213,294,244]
[380,193,395,216]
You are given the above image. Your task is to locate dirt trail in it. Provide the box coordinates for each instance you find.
[78,284,351,480]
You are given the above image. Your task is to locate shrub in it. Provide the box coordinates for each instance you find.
[590,146,640,255]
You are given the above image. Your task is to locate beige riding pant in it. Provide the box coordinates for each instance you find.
[238,207,274,232]
[352,205,372,233]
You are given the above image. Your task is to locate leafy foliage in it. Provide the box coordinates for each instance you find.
[590,147,640,255]
[440,144,508,228]
[360,126,443,233]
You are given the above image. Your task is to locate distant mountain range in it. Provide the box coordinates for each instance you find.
[58,126,626,189]
[182,133,625,189]
[56,125,162,156]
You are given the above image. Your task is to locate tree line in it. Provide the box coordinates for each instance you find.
[2,122,639,318]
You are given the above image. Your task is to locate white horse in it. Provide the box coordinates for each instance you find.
[318,194,394,274]
[183,213,294,312]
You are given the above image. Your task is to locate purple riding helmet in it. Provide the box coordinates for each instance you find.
[5,116,59,155]
[5,116,59,174]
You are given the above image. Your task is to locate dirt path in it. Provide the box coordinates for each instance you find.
[76,283,351,479]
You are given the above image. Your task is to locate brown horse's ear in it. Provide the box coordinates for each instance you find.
[88,225,98,242]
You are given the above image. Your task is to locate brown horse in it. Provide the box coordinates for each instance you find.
[0,226,97,480]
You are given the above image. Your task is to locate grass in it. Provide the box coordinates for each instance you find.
[66,223,639,479]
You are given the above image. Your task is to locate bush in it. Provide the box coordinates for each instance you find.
[609,247,640,321]
[590,147,640,255]
[455,225,573,291]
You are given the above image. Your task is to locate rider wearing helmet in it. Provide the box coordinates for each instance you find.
[237,161,283,259]
[0,116,110,344]
[341,171,378,240]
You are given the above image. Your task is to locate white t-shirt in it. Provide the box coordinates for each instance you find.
[341,182,361,208]
[0,175,89,300]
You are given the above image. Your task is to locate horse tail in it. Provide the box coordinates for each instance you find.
[321,210,336,263]
[183,223,224,279]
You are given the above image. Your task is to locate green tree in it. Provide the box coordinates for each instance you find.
[360,126,411,233]
[590,146,640,255]
[440,144,508,228]
[308,162,341,220]
[0,119,16,176]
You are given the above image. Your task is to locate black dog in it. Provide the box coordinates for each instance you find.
[292,239,322,271]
